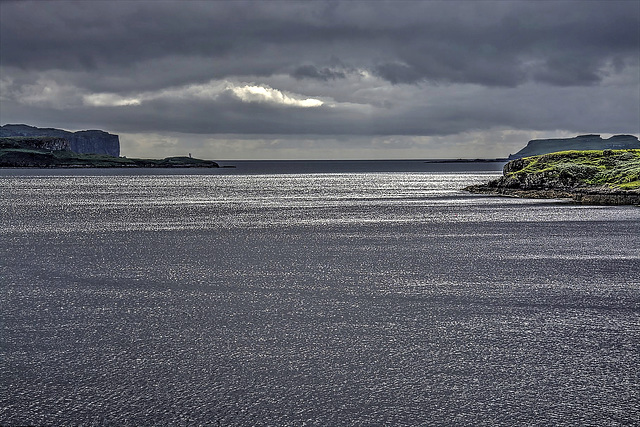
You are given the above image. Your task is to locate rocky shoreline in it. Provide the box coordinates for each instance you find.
[466,184,640,205]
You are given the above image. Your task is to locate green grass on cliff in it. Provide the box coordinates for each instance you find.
[507,149,640,190]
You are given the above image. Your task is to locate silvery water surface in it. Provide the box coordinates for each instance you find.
[1,160,639,426]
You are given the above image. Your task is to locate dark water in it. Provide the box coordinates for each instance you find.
[0,159,506,176]
[1,164,638,426]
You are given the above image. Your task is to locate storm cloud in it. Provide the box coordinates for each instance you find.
[1,0,638,159]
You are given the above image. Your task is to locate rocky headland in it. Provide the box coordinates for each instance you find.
[1,124,120,157]
[466,149,640,205]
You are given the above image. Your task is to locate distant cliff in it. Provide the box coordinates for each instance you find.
[0,124,120,157]
[509,134,639,159]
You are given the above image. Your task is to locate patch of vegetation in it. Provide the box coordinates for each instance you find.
[0,137,24,149]
[506,149,640,190]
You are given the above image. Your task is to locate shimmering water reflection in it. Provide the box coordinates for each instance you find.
[1,171,639,426]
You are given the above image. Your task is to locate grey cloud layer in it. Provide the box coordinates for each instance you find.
[1,0,638,144]
[3,1,637,87]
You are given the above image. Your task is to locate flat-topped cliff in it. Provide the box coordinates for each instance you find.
[509,134,639,159]
[466,149,640,205]
[0,124,120,157]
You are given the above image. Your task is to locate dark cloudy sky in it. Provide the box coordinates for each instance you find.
[1,0,638,159]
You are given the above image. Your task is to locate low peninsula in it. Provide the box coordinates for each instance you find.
[0,136,220,168]
[465,149,640,205]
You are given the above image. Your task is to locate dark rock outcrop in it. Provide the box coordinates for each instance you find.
[508,134,639,159]
[0,124,119,156]
[0,150,57,167]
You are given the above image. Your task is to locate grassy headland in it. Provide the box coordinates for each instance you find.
[0,137,220,168]
[466,149,640,205]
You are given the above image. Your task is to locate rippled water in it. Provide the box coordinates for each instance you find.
[1,169,639,426]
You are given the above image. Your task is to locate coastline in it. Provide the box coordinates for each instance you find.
[1,136,226,168]
[0,149,222,169]
[0,161,226,169]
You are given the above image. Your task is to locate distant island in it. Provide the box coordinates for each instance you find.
[508,134,639,159]
[466,149,640,205]
[0,136,220,168]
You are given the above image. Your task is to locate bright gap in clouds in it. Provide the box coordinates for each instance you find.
[229,84,323,108]
[81,80,324,108]
[83,93,142,106]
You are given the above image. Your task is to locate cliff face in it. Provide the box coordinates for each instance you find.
[0,124,120,156]
[509,134,639,159]
[70,130,120,156]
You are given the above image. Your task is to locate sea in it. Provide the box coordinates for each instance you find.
[1,160,639,426]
